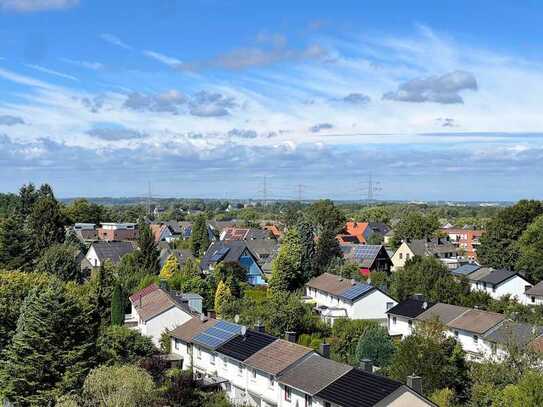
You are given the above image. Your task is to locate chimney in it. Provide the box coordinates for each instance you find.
[319,342,330,359]
[407,375,422,394]
[285,331,297,343]
[255,323,265,333]
[241,326,247,336]
[200,313,208,322]
[207,310,216,319]
[413,293,424,301]
[360,358,373,373]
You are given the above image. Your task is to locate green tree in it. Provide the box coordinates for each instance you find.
[97,325,156,365]
[516,214,543,282]
[0,213,30,270]
[17,182,38,219]
[269,228,303,292]
[215,280,232,318]
[160,254,181,280]
[387,321,469,399]
[110,284,124,326]
[0,282,97,406]
[391,211,439,246]
[181,257,201,278]
[35,243,83,282]
[191,214,209,257]
[330,319,378,365]
[0,271,54,353]
[355,324,395,368]
[82,364,157,407]
[390,256,467,303]
[306,199,345,234]
[499,370,543,407]
[137,220,160,274]
[297,220,316,280]
[62,198,104,224]
[312,224,343,274]
[478,200,543,270]
[27,193,66,255]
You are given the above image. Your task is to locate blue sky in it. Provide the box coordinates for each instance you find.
[0,0,542,201]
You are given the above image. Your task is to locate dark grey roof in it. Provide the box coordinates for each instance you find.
[526,281,543,296]
[484,320,543,346]
[200,240,255,270]
[386,298,436,319]
[316,368,403,407]
[245,239,280,262]
[365,222,391,238]
[279,354,352,396]
[470,269,524,285]
[91,241,135,264]
[406,238,458,257]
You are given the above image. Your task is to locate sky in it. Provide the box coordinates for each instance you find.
[0,0,542,201]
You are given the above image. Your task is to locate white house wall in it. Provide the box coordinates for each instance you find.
[471,276,532,304]
[387,315,414,338]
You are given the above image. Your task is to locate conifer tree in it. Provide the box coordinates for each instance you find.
[312,224,343,274]
[137,221,160,274]
[297,220,316,281]
[214,280,232,318]
[191,214,209,257]
[27,193,66,256]
[160,254,180,280]
[0,282,97,405]
[0,214,30,270]
[110,284,124,326]
[269,228,303,292]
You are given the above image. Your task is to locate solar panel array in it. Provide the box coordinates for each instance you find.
[193,320,242,350]
[352,245,381,261]
[210,247,230,262]
[340,283,374,301]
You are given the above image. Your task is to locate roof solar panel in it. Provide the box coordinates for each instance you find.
[340,283,374,301]
[352,245,381,260]
[192,319,242,349]
[210,247,230,262]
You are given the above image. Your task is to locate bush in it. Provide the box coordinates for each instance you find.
[97,325,157,365]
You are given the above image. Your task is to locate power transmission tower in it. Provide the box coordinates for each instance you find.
[147,181,152,216]
[362,173,382,205]
[296,184,306,202]
[257,176,268,205]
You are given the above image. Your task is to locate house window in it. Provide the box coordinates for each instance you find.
[284,386,292,402]
[223,357,227,368]
[305,394,313,407]
[251,368,257,380]
[269,375,275,388]
[408,320,413,328]
[392,316,397,325]
[399,253,403,260]
[211,353,216,365]
[174,338,180,350]
[196,347,201,359]
[491,343,497,354]
[386,302,394,310]
[532,296,536,304]
[238,363,243,376]
[473,335,479,344]
[454,331,458,339]
[325,403,331,407]
[492,285,496,293]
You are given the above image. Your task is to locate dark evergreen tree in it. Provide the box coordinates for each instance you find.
[0,214,30,270]
[312,224,343,274]
[17,183,38,219]
[0,282,97,406]
[110,284,124,326]
[190,214,209,257]
[137,220,160,274]
[35,243,82,282]
[27,194,66,256]
[297,220,316,281]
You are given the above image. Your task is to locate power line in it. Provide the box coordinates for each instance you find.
[361,173,382,205]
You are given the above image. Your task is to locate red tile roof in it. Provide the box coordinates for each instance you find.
[129,283,159,303]
[345,222,369,244]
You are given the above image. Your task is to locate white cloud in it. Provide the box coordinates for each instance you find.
[0,0,78,12]
[99,33,132,50]
[143,50,183,67]
[25,64,79,81]
[61,58,104,71]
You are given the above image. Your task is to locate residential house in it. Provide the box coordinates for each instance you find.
[305,272,397,325]
[159,245,195,269]
[440,227,484,261]
[525,281,543,305]
[456,266,532,304]
[125,283,201,346]
[386,298,436,338]
[337,234,361,244]
[221,227,274,241]
[263,224,282,240]
[482,320,543,360]
[341,244,392,276]
[150,223,175,242]
[344,221,369,244]
[391,237,463,271]
[70,223,98,245]
[342,221,391,245]
[170,316,435,407]
[97,222,138,241]
[200,240,266,285]
[85,240,135,267]
[245,239,280,277]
